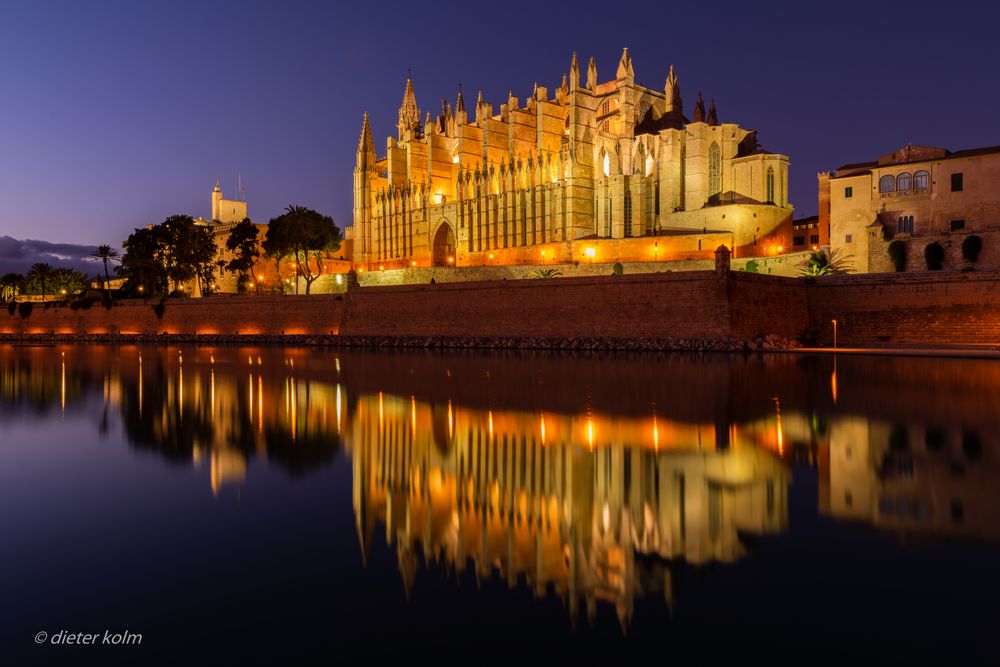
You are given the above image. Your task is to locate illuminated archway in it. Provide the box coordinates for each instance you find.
[432,222,456,267]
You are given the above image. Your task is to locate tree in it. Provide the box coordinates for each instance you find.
[532,268,563,278]
[91,244,120,299]
[119,226,167,297]
[924,242,945,270]
[797,248,854,276]
[264,205,342,294]
[118,216,218,297]
[50,268,89,297]
[887,240,907,272]
[225,218,261,294]
[0,273,25,302]
[26,263,54,301]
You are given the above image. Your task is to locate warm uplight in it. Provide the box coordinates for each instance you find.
[433,193,443,205]
[777,245,784,252]
[452,155,459,164]
[488,253,494,259]
[584,247,596,258]
[379,265,384,271]
[447,256,454,264]
[335,274,343,285]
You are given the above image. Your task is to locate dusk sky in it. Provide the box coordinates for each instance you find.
[0,0,997,271]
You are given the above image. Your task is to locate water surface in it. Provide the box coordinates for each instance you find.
[2,345,999,661]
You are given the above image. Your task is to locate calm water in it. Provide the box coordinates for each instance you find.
[2,344,999,661]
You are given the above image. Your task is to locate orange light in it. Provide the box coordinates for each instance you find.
[447,256,454,264]
[584,247,596,258]
[777,245,784,252]
[379,265,384,270]
[410,260,417,267]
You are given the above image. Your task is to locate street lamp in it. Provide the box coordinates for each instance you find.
[832,319,838,350]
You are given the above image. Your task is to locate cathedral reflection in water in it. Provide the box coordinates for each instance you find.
[2,344,997,628]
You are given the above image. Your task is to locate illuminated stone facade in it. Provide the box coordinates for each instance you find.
[352,50,793,270]
[823,143,1000,272]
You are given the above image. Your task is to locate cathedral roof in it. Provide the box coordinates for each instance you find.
[633,105,688,135]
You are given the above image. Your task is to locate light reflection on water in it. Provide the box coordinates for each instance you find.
[2,344,999,656]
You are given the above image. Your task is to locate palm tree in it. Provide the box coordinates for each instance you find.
[91,244,120,299]
[27,263,54,302]
[532,268,564,279]
[798,248,854,276]
[0,273,24,302]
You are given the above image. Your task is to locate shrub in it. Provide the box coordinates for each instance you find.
[612,262,624,276]
[797,324,820,346]
[742,260,759,273]
[888,424,909,452]
[962,234,983,262]
[924,242,945,270]
[887,240,906,272]
[532,268,563,279]
[168,289,188,298]
[17,302,33,319]
[152,301,166,319]
[7,302,15,316]
[925,427,945,452]
[962,431,982,461]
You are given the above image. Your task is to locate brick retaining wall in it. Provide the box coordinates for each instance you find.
[3,269,999,348]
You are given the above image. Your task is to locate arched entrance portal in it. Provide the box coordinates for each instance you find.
[432,222,456,267]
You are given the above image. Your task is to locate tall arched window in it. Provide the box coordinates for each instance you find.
[897,172,912,191]
[602,152,611,177]
[709,142,721,196]
[766,167,775,203]
[914,170,929,190]
[624,191,632,237]
[879,175,895,193]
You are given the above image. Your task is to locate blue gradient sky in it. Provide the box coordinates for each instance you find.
[0,0,997,254]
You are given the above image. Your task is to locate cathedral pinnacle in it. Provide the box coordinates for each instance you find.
[356,111,376,170]
[586,56,597,90]
[693,92,706,123]
[707,99,719,126]
[616,47,634,80]
[664,64,682,114]
[397,76,420,140]
[569,52,580,91]
[456,84,466,114]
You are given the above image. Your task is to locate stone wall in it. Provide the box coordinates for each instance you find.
[5,267,1000,349]
[868,227,1000,274]
[358,250,813,287]
[808,270,1000,346]
[0,295,344,336]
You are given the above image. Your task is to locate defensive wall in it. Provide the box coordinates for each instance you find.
[2,268,999,349]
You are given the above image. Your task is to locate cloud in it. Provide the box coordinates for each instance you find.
[0,236,109,277]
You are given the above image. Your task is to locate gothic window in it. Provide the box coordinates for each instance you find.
[879,175,895,193]
[897,172,912,191]
[914,170,929,190]
[624,190,632,237]
[600,99,610,115]
[709,142,721,197]
[766,166,775,204]
[603,152,611,178]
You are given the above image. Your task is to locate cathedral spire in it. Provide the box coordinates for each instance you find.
[616,47,634,81]
[664,64,682,114]
[693,92,706,123]
[586,56,597,90]
[569,51,580,91]
[707,98,719,125]
[397,75,420,140]
[356,111,376,170]
[456,84,466,114]
[475,89,486,125]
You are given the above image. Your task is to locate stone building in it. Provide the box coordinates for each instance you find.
[352,49,793,270]
[823,143,1000,273]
